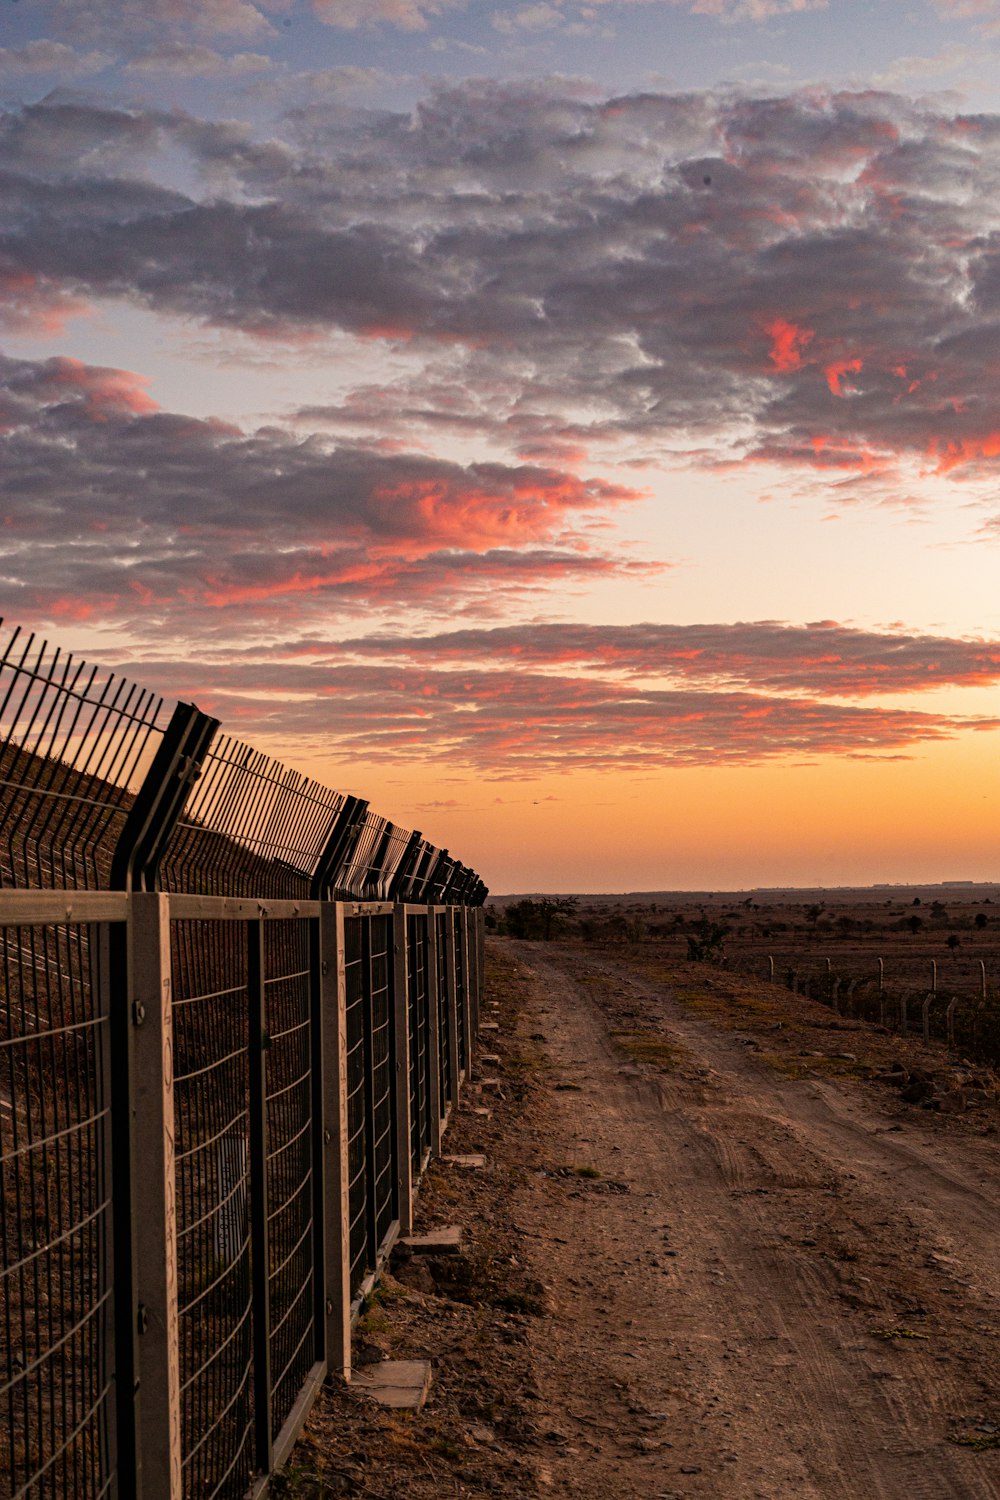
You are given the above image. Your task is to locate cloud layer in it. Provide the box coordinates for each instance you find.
[122,637,1000,774]
[3,86,1000,499]
[5,82,1000,781]
[0,350,651,630]
[335,620,1000,697]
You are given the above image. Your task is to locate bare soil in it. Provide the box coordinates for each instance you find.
[282,938,1000,1500]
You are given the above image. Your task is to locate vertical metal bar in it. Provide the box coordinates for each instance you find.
[247,919,273,1472]
[320,903,351,1380]
[392,905,413,1236]
[444,908,460,1112]
[130,893,182,1500]
[425,908,442,1158]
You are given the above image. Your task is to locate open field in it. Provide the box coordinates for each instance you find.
[489,887,1000,1056]
[284,937,1000,1499]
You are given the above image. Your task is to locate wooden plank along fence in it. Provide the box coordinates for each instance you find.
[0,621,487,1500]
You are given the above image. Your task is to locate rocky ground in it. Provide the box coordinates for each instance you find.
[278,938,1000,1499]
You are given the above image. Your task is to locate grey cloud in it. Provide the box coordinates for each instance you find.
[109,654,997,774]
[37,0,277,44]
[0,42,113,76]
[3,84,1000,486]
[0,350,651,633]
[124,44,274,76]
[330,620,1000,697]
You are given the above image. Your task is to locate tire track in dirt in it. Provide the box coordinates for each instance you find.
[508,942,1000,1500]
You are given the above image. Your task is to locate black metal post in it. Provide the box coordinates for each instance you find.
[387,831,423,903]
[110,702,219,894]
[310,795,368,901]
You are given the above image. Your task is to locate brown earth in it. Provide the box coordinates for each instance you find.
[280,938,1000,1500]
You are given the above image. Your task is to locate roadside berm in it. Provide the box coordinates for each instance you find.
[280,939,1000,1499]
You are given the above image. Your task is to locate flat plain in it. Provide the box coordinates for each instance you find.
[287,922,1000,1499]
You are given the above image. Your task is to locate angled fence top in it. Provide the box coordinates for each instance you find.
[0,618,487,904]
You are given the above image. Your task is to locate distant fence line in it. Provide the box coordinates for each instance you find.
[728,953,1000,1060]
[0,620,487,1500]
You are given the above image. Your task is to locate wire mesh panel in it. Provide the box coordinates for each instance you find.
[364,918,395,1262]
[0,921,115,1500]
[343,919,367,1296]
[171,920,254,1500]
[162,737,345,899]
[363,825,413,901]
[435,913,452,1118]
[342,914,396,1297]
[333,816,386,902]
[405,916,431,1174]
[262,921,316,1438]
[0,624,167,892]
[454,915,467,1076]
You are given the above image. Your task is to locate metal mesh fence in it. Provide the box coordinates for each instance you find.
[162,737,345,900]
[0,625,167,893]
[343,919,367,1297]
[0,616,487,1498]
[365,918,395,1256]
[171,919,254,1500]
[406,916,431,1174]
[342,915,396,1297]
[436,913,452,1117]
[333,816,387,904]
[455,915,467,1076]
[263,921,315,1436]
[0,921,115,1500]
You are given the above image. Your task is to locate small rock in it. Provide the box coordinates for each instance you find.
[355,1340,384,1367]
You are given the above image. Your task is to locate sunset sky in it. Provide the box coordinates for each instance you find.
[2,0,1000,892]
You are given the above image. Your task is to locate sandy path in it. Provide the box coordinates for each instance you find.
[507,942,1000,1500]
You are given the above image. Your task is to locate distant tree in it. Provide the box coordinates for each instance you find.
[501,896,577,940]
[686,917,730,963]
[908,914,923,934]
[912,897,921,906]
[538,896,578,940]
[501,900,542,939]
[975,913,989,931]
[946,934,961,952]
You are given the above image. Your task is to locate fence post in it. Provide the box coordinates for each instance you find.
[392,903,414,1236]
[425,910,443,1156]
[319,902,352,1380]
[110,701,218,1492]
[247,917,273,1473]
[111,702,219,893]
[130,892,182,1500]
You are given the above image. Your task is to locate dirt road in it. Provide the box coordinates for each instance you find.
[508,941,1000,1499]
